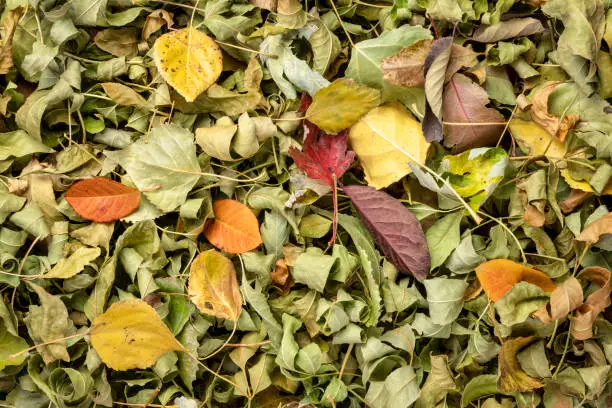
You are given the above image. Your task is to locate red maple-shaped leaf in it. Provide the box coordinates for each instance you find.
[289,125,356,187]
[289,115,355,243]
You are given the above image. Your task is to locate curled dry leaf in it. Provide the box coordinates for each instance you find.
[475,259,556,302]
[90,299,185,370]
[204,199,262,254]
[575,213,612,244]
[343,185,430,280]
[497,337,544,393]
[0,6,25,75]
[188,250,242,321]
[142,9,174,39]
[153,28,223,102]
[549,276,583,320]
[571,267,611,340]
[527,82,579,142]
[65,178,141,223]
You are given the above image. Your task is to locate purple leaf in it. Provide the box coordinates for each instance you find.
[443,73,506,152]
[343,185,430,280]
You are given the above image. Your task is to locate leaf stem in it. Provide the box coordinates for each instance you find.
[9,332,89,360]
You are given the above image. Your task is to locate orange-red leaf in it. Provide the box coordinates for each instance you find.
[475,259,556,302]
[65,178,140,222]
[204,199,262,254]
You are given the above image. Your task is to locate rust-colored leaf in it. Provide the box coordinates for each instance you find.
[65,178,141,223]
[497,336,544,393]
[204,199,262,254]
[475,259,556,302]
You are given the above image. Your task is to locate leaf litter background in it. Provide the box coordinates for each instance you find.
[0,0,612,407]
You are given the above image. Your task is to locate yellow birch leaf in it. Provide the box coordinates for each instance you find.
[306,79,381,133]
[348,102,429,189]
[188,250,243,321]
[153,27,223,102]
[508,119,566,160]
[90,299,185,370]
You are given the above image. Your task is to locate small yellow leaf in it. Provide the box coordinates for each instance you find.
[348,102,429,189]
[508,119,566,160]
[153,27,223,102]
[306,79,381,133]
[90,299,185,370]
[188,250,243,321]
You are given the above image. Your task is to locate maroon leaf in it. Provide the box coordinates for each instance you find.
[343,185,430,280]
[443,73,506,152]
[289,119,356,244]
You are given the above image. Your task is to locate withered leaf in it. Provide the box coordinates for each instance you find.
[381,39,434,88]
[498,337,544,393]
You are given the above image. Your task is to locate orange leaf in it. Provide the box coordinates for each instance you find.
[65,178,140,222]
[204,199,262,254]
[475,259,556,302]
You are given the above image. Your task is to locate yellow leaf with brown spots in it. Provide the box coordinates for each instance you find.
[153,27,223,102]
[90,300,185,370]
[188,250,243,321]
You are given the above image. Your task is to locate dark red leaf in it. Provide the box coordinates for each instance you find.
[343,185,430,280]
[65,178,141,222]
[289,124,355,188]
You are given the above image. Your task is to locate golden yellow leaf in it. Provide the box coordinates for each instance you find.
[508,118,566,160]
[153,27,223,102]
[188,250,243,321]
[90,299,185,370]
[560,169,612,195]
[306,78,381,133]
[348,102,429,189]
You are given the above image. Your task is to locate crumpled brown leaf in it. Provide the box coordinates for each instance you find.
[142,9,174,39]
[0,6,25,75]
[571,266,611,340]
[575,213,612,244]
[381,39,433,88]
[528,82,579,142]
